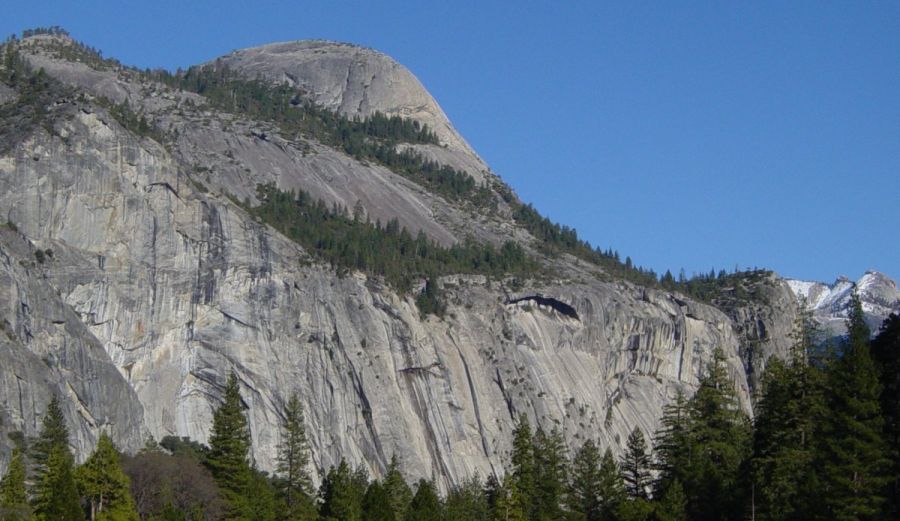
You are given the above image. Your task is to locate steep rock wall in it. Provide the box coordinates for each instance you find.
[0,101,751,488]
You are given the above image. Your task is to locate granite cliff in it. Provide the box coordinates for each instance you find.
[0,33,802,488]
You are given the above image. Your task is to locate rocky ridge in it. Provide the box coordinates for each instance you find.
[787,270,900,337]
[0,33,801,488]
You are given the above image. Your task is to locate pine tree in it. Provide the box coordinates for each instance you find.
[319,459,362,521]
[533,428,566,521]
[31,394,69,471]
[750,310,824,521]
[32,444,82,521]
[206,372,253,520]
[362,480,396,521]
[246,468,277,521]
[566,440,602,521]
[652,392,690,499]
[509,414,535,519]
[485,474,503,519]
[614,496,653,521]
[383,455,413,520]
[818,291,889,519]
[276,393,315,520]
[683,348,751,521]
[492,478,527,521]
[405,480,442,521]
[653,479,687,521]
[29,394,82,521]
[871,313,900,518]
[597,448,625,521]
[351,464,370,505]
[620,428,651,500]
[75,433,139,521]
[445,475,488,521]
[0,446,29,516]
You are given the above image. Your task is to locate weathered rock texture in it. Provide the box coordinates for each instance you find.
[788,271,900,338]
[214,40,489,183]
[0,35,802,487]
[0,226,146,464]
[706,273,799,392]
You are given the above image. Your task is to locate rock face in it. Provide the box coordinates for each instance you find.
[787,271,900,337]
[703,273,799,393]
[20,35,509,249]
[0,227,146,465]
[0,34,800,486]
[214,40,489,183]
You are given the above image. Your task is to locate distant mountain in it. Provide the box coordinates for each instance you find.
[787,271,900,337]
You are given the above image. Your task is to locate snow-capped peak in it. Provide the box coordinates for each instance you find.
[785,270,900,336]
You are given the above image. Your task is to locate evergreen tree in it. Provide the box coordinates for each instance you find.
[652,392,690,499]
[405,480,442,521]
[319,459,362,521]
[383,455,413,520]
[818,291,889,519]
[29,394,81,521]
[245,469,277,521]
[653,479,687,521]
[0,446,28,516]
[31,394,69,471]
[492,478,527,521]
[362,480,396,521]
[683,348,751,521]
[484,474,503,520]
[509,414,535,519]
[31,445,82,521]
[532,428,566,521]
[276,393,315,520]
[350,464,371,514]
[206,372,253,520]
[614,497,653,521]
[75,433,139,521]
[620,428,651,500]
[445,475,488,521]
[566,440,602,521]
[597,448,625,521]
[871,313,900,518]
[750,310,825,521]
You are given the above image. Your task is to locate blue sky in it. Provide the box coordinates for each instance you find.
[4,1,898,283]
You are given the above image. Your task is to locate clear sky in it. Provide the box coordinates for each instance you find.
[3,1,898,283]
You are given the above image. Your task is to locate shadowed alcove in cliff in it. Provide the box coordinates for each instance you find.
[506,294,580,320]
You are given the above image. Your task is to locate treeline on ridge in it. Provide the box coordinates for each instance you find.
[248,180,765,312]
[147,63,494,208]
[510,200,770,303]
[248,183,536,305]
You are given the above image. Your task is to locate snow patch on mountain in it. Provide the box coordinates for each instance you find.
[786,270,900,336]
